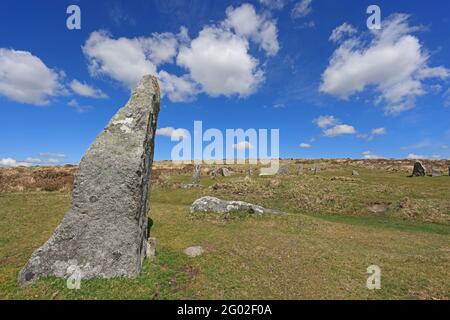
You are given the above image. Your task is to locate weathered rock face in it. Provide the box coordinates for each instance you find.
[431,167,441,177]
[220,167,230,177]
[18,75,161,286]
[412,161,426,177]
[190,196,283,215]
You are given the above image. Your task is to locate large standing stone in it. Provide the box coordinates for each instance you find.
[18,75,161,286]
[412,161,426,177]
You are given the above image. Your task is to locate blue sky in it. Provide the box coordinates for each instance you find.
[1,0,450,165]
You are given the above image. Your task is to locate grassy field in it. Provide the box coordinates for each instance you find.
[0,162,449,299]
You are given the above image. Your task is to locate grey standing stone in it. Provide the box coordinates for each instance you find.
[278,165,290,175]
[297,164,304,176]
[412,161,426,177]
[18,75,161,286]
[210,168,217,179]
[313,166,321,175]
[146,237,157,260]
[352,170,359,176]
[192,165,201,184]
[432,167,441,177]
[246,168,253,177]
[448,166,450,176]
[220,167,230,177]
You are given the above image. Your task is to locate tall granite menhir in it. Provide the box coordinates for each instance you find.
[18,75,161,286]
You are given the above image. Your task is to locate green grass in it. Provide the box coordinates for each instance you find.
[0,166,449,300]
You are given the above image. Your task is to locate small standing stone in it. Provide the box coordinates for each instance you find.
[352,170,359,176]
[313,166,321,175]
[192,165,201,184]
[184,246,204,258]
[246,168,253,177]
[146,237,157,260]
[432,167,441,177]
[297,164,304,176]
[220,167,230,177]
[278,165,290,175]
[412,161,426,177]
[210,168,217,179]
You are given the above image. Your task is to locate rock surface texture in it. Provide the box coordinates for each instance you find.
[18,75,161,286]
[190,196,283,215]
[412,161,426,177]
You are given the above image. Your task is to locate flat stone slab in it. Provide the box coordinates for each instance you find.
[190,196,283,215]
[18,75,161,286]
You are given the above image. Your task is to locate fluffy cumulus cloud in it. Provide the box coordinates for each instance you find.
[177,27,264,97]
[321,14,450,115]
[82,3,279,101]
[70,80,107,99]
[156,127,189,140]
[313,115,356,137]
[83,30,158,89]
[291,0,313,19]
[313,115,338,128]
[0,49,63,105]
[323,124,356,137]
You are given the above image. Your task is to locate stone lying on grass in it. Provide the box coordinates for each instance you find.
[184,246,204,258]
[190,196,283,215]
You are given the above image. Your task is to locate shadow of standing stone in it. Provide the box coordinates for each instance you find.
[18,75,161,286]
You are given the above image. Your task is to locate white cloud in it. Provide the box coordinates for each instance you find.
[233,141,254,150]
[329,23,357,43]
[362,151,384,159]
[371,127,386,136]
[70,79,107,99]
[406,153,428,160]
[259,0,285,10]
[177,26,264,97]
[68,99,90,113]
[291,0,313,19]
[224,3,279,56]
[313,115,338,128]
[321,14,450,115]
[0,156,61,167]
[323,124,356,137]
[83,4,278,101]
[83,30,157,89]
[299,143,311,148]
[156,127,189,140]
[0,48,63,105]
